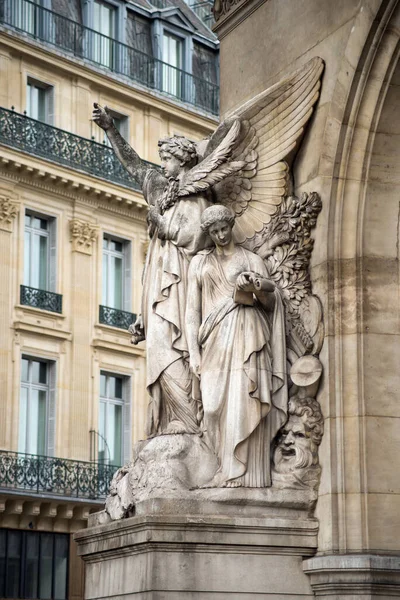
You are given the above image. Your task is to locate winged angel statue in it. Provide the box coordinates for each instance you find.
[93,57,324,495]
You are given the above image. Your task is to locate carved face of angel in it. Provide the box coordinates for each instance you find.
[273,415,317,473]
[159,151,182,179]
[208,220,233,248]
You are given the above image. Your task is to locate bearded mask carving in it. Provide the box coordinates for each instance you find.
[272,396,324,490]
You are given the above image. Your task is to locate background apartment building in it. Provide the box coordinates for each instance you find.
[0,0,218,597]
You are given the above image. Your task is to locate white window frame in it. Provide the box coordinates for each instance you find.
[26,77,54,125]
[19,356,57,457]
[99,371,131,466]
[24,210,57,292]
[102,234,131,312]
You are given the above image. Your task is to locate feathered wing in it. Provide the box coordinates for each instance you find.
[178,118,246,197]
[214,57,324,244]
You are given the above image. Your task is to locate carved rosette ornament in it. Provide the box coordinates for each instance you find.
[0,196,19,232]
[69,219,98,254]
[91,58,326,521]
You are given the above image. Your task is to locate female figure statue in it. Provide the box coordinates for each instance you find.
[186,205,288,487]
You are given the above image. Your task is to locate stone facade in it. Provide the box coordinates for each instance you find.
[213,0,400,595]
[0,2,218,598]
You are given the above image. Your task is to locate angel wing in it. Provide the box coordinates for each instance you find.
[177,118,246,197]
[212,57,324,244]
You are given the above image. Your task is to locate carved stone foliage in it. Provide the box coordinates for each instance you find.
[69,219,98,254]
[0,196,19,232]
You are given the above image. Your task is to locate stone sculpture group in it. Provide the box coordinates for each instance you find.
[92,57,325,519]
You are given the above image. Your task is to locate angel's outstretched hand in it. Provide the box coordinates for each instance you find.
[92,103,114,131]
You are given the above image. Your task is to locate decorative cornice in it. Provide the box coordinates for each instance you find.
[212,0,267,39]
[0,195,19,231]
[0,152,148,223]
[69,219,99,254]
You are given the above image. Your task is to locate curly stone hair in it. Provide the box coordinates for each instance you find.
[288,396,324,446]
[200,204,236,234]
[158,136,197,166]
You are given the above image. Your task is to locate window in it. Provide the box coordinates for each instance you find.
[93,0,116,68]
[162,32,183,97]
[13,0,42,36]
[103,110,129,147]
[99,372,130,466]
[0,529,68,600]
[102,235,131,311]
[24,211,56,292]
[26,79,54,124]
[19,357,56,456]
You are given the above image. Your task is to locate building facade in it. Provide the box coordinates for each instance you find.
[0,0,218,597]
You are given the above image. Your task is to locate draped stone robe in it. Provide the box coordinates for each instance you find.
[141,170,211,435]
[191,246,288,486]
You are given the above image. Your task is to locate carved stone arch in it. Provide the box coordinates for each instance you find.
[317,0,400,555]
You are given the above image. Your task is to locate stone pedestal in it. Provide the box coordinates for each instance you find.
[74,490,318,599]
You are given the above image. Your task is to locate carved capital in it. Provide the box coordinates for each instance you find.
[0,196,19,232]
[69,219,98,254]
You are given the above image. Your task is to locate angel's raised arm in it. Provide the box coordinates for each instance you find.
[92,103,148,188]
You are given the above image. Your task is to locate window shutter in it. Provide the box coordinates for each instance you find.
[47,362,57,457]
[123,241,132,313]
[49,217,57,293]
[123,377,132,464]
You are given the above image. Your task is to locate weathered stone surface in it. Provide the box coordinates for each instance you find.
[76,510,318,599]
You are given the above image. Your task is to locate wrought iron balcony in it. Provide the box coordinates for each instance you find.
[0,450,118,500]
[0,107,142,190]
[20,284,62,314]
[99,305,136,330]
[1,0,219,115]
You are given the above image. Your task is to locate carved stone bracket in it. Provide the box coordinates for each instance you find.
[69,219,98,254]
[0,195,19,232]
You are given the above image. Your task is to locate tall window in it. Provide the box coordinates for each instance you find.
[24,212,56,292]
[102,235,130,311]
[99,372,130,466]
[14,0,42,36]
[162,32,183,97]
[19,357,56,456]
[93,0,116,68]
[0,529,68,600]
[26,79,54,124]
[103,111,128,147]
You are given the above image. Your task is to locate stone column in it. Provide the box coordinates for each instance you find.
[68,217,98,460]
[0,196,19,449]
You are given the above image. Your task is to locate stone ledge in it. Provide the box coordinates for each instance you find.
[303,554,400,597]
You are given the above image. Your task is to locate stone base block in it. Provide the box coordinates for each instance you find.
[303,555,400,599]
[75,496,318,599]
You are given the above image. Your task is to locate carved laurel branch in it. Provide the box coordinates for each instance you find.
[265,192,322,316]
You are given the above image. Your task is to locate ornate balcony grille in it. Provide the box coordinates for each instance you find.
[0,0,219,115]
[20,284,62,314]
[0,107,143,190]
[0,450,118,500]
[99,305,136,330]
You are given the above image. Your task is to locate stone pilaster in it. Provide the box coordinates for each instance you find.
[68,217,98,460]
[0,196,19,448]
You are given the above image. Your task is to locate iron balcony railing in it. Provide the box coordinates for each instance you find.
[20,284,62,314]
[99,305,136,330]
[0,107,146,189]
[0,450,118,500]
[1,0,219,115]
